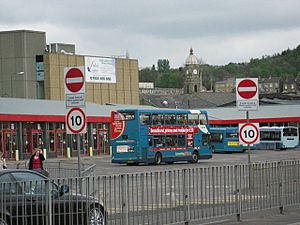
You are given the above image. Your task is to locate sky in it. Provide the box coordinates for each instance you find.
[1,0,300,68]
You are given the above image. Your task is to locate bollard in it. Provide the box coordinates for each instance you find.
[43,148,47,159]
[15,150,19,161]
[89,147,93,156]
[67,147,71,158]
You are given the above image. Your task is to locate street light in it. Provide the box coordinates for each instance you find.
[11,71,24,97]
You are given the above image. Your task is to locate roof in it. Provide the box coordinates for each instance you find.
[0,97,154,122]
[185,48,199,65]
[205,104,300,124]
[1,98,299,125]
[140,92,236,108]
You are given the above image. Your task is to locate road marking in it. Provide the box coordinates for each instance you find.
[198,219,230,224]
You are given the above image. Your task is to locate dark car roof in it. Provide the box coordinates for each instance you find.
[0,169,49,179]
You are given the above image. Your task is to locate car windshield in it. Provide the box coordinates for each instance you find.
[0,171,59,196]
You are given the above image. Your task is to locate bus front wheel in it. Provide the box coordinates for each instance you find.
[189,151,199,163]
[155,152,162,165]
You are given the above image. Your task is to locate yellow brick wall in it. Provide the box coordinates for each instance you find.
[44,54,139,105]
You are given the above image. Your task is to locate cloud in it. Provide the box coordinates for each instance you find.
[0,0,299,67]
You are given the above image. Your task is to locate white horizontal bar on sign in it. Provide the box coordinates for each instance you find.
[238,87,256,92]
[66,77,83,83]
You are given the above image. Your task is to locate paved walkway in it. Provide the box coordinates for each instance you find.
[195,207,300,225]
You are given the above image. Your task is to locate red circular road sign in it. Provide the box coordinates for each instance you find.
[65,68,84,93]
[239,123,259,145]
[66,108,86,134]
[237,79,257,99]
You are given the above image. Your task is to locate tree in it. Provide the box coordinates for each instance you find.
[157,59,170,72]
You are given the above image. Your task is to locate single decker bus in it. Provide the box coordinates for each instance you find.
[257,126,299,150]
[210,127,248,153]
[111,109,212,165]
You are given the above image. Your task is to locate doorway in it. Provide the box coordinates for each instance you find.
[2,129,18,159]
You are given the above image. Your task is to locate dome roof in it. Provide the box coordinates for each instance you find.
[185,48,199,65]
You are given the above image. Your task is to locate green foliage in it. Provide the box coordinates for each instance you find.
[157,59,170,72]
[139,45,300,89]
[155,69,183,88]
[139,67,158,82]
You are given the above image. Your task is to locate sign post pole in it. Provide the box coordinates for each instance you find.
[246,111,251,165]
[64,66,86,193]
[236,78,260,189]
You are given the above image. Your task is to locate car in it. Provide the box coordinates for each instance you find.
[0,169,105,225]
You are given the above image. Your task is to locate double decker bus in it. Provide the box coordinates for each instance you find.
[110,109,212,165]
[209,127,252,153]
[257,126,299,150]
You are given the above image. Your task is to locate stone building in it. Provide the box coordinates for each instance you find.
[0,30,139,105]
[183,48,203,94]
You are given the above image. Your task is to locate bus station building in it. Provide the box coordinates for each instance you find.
[0,97,299,160]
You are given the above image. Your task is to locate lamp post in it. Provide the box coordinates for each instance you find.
[11,71,24,97]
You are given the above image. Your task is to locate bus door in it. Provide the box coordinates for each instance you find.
[2,129,17,159]
[98,129,109,154]
[55,129,66,157]
[29,129,43,153]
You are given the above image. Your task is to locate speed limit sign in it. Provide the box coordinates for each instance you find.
[66,107,87,134]
[239,123,260,145]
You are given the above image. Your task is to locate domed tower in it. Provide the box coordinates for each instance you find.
[183,48,203,94]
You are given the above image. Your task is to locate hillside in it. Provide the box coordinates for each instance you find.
[140,45,300,89]
[202,44,300,88]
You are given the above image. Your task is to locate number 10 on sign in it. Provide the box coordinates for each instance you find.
[239,123,260,146]
[66,107,87,134]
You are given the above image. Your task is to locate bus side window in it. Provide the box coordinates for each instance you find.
[140,113,151,125]
[148,137,153,147]
[164,114,176,125]
[178,135,185,147]
[177,114,188,125]
[188,114,198,125]
[166,135,176,147]
[152,114,163,125]
[154,136,164,147]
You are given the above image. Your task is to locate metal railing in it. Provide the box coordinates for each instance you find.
[18,160,96,178]
[0,160,299,225]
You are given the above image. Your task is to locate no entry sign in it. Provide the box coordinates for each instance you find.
[237,79,257,99]
[236,78,259,111]
[64,67,85,94]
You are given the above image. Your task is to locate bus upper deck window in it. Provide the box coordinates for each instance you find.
[152,114,164,125]
[121,112,135,120]
[177,114,188,125]
[188,114,199,125]
[164,114,176,125]
[140,113,151,125]
[199,114,207,125]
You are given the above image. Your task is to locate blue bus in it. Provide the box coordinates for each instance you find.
[210,127,248,153]
[257,126,299,150]
[110,109,212,165]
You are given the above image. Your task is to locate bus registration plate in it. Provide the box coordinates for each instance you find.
[228,141,239,146]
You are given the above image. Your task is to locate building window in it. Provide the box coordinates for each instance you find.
[194,85,197,93]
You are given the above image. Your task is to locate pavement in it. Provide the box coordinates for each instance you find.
[8,152,300,225]
[195,206,300,225]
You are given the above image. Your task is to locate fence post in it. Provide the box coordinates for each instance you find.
[45,180,52,225]
[120,174,128,225]
[234,165,241,221]
[183,169,190,225]
[278,161,284,214]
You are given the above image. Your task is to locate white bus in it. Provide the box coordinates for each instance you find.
[257,126,299,150]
